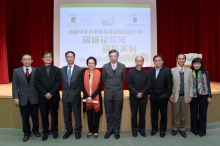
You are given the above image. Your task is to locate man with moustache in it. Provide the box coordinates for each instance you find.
[12,54,41,142]
[60,51,83,139]
[127,56,151,137]
[102,49,126,139]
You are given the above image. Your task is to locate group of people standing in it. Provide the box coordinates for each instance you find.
[12,50,212,142]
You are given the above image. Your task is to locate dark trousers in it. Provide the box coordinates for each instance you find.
[104,97,123,133]
[63,101,82,133]
[130,100,147,133]
[39,100,59,134]
[150,98,168,132]
[19,99,39,136]
[86,108,100,133]
[190,95,208,135]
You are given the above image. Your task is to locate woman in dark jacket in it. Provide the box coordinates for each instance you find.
[190,57,212,137]
[82,56,103,139]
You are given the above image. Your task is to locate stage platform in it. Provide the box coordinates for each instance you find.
[0,82,220,132]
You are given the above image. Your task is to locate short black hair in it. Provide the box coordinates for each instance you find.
[21,54,33,60]
[42,51,53,58]
[65,51,75,57]
[153,55,163,61]
[86,56,97,66]
[109,49,119,56]
[176,53,186,60]
[190,57,206,71]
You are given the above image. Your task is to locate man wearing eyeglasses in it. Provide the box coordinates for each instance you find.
[34,51,61,141]
[148,55,173,138]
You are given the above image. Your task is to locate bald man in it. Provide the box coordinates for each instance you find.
[127,56,151,137]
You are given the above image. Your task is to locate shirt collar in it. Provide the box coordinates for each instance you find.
[111,62,117,68]
[178,66,184,72]
[68,64,74,68]
[23,66,32,73]
[155,66,162,71]
[23,66,31,70]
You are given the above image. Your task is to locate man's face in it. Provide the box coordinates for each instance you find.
[135,56,144,70]
[21,55,33,67]
[109,52,118,64]
[42,53,53,64]
[177,55,186,66]
[153,57,163,68]
[65,53,75,65]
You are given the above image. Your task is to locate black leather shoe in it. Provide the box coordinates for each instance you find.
[139,131,146,137]
[115,132,120,139]
[199,133,205,137]
[75,133,81,139]
[132,132,137,137]
[53,132,59,139]
[104,132,112,139]
[63,131,73,139]
[191,131,198,136]
[160,131,165,138]
[150,130,157,136]
[42,133,48,141]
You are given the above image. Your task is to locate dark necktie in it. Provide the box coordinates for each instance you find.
[67,66,71,86]
[26,68,30,78]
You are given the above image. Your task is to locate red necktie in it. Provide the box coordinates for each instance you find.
[26,68,30,78]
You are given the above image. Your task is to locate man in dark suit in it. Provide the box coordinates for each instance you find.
[149,55,173,138]
[34,51,61,141]
[60,51,83,139]
[127,56,151,137]
[12,54,41,142]
[102,49,126,139]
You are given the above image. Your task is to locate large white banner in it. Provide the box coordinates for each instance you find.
[60,4,151,67]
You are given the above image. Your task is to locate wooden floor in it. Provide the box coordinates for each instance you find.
[1,82,220,132]
[1,82,220,98]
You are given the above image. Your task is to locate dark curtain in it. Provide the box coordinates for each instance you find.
[0,0,9,83]
[6,0,53,81]
[2,0,220,83]
[157,0,220,81]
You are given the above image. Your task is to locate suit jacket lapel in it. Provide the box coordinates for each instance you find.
[107,62,114,77]
[71,66,77,80]
[48,66,54,79]
[115,62,120,76]
[184,67,188,81]
[19,67,28,85]
[152,67,156,81]
[175,67,180,84]
[29,68,35,85]
[41,66,49,78]
[63,66,68,83]
[156,66,164,80]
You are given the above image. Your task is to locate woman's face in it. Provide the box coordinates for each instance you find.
[193,62,202,70]
[88,59,96,70]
